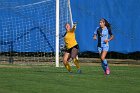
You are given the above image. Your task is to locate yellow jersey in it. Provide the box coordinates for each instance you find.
[64,26,78,49]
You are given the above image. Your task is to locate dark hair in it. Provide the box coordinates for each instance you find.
[100,18,111,28]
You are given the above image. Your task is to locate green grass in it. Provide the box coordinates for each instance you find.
[0,64,139,93]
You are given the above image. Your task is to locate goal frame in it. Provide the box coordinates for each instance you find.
[55,0,73,67]
[55,0,59,67]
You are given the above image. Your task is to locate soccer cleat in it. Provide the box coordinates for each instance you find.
[106,67,110,75]
[77,69,82,74]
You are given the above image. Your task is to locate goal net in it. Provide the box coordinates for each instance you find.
[0,0,73,66]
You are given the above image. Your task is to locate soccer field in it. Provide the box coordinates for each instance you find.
[0,64,139,93]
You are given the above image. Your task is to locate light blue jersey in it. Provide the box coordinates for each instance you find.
[94,26,112,52]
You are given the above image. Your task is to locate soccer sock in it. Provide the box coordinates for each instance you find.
[73,58,80,69]
[103,59,108,70]
[101,59,108,72]
[101,62,106,72]
[65,62,71,72]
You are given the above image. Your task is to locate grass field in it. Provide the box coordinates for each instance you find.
[0,64,139,93]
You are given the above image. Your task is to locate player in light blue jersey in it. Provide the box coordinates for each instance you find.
[93,18,114,75]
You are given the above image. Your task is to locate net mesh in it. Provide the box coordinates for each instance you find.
[0,0,71,65]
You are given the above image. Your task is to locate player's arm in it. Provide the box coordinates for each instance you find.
[93,34,97,40]
[71,22,77,32]
[105,35,114,42]
[93,27,98,40]
[108,35,114,41]
[108,28,114,42]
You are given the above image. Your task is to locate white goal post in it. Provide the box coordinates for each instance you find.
[55,0,60,67]
[56,0,74,67]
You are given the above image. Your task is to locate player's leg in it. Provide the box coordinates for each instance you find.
[71,45,81,73]
[98,47,106,72]
[101,51,108,70]
[63,52,72,73]
[71,46,80,69]
[101,46,110,75]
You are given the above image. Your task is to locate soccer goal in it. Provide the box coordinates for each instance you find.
[0,0,73,67]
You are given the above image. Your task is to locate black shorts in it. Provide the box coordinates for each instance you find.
[65,44,79,53]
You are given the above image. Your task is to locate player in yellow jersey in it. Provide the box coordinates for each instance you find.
[63,22,81,73]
